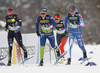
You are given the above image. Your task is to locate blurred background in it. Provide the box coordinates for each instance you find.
[0,0,100,44]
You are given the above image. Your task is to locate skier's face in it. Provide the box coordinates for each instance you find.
[69,10,76,15]
[54,18,60,23]
[40,12,46,18]
[8,14,13,18]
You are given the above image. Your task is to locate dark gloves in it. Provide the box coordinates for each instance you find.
[65,30,68,34]
[5,28,8,31]
[75,20,80,25]
[36,31,40,37]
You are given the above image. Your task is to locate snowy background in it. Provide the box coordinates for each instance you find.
[0,0,100,44]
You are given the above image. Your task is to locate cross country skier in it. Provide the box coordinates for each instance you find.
[36,8,60,66]
[64,6,87,65]
[5,8,27,66]
[54,14,68,56]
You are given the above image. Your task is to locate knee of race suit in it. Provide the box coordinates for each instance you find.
[9,43,13,47]
[17,40,23,47]
[8,39,13,47]
[77,38,86,52]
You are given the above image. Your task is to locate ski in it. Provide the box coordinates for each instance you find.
[53,51,68,65]
[21,56,34,64]
[80,57,91,64]
[57,58,68,64]
[0,62,6,66]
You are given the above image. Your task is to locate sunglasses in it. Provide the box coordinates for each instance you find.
[40,13,46,15]
[54,18,59,20]
[69,10,74,13]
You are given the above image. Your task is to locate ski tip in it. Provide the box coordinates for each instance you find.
[85,62,97,66]
[89,51,94,54]
[0,63,6,66]
[78,57,83,61]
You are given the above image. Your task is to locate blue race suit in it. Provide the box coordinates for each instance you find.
[65,12,86,58]
[36,15,58,59]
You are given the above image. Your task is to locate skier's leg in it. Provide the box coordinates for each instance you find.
[56,33,61,55]
[76,32,87,58]
[68,35,74,58]
[60,34,68,55]
[56,33,61,47]
[39,34,46,66]
[7,32,14,66]
[15,31,26,51]
[48,32,60,57]
[15,31,27,59]
[66,31,75,65]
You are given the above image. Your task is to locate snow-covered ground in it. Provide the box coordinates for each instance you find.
[0,31,100,73]
[0,44,100,73]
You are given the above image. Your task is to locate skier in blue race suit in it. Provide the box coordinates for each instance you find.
[5,8,27,66]
[36,8,60,66]
[64,6,87,65]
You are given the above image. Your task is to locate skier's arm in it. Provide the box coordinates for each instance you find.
[36,17,40,32]
[5,16,8,31]
[64,15,69,29]
[15,15,22,27]
[78,13,85,27]
[49,16,57,27]
[36,17,40,36]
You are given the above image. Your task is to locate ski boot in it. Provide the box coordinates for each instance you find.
[39,59,43,66]
[7,59,11,66]
[83,51,87,60]
[24,50,27,60]
[66,58,71,65]
[56,50,60,58]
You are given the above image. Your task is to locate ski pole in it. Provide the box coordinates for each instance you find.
[36,37,40,64]
[49,42,51,64]
[50,31,58,62]
[44,43,51,64]
[77,25,84,45]
[46,42,61,64]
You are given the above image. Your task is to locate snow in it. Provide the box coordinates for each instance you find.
[0,44,100,73]
[0,31,100,73]
[0,20,6,27]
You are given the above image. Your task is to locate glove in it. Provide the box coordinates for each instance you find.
[75,20,80,25]
[65,30,68,34]
[36,31,40,37]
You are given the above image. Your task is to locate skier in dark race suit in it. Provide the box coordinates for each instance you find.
[5,8,27,66]
[54,14,68,56]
